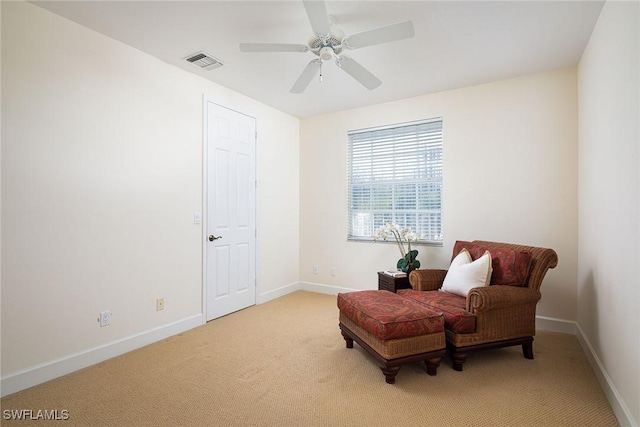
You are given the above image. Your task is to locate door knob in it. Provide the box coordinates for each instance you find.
[208,235,222,242]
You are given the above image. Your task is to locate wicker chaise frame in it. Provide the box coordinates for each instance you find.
[408,241,558,371]
[339,313,446,384]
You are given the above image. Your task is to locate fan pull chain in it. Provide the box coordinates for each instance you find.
[319,63,323,83]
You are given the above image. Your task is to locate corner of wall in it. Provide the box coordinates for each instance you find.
[576,324,638,427]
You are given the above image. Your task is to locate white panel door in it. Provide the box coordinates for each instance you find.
[206,101,256,321]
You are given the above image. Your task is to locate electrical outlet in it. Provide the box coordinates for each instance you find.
[330,267,336,276]
[99,311,111,327]
[312,265,319,275]
[156,298,165,311]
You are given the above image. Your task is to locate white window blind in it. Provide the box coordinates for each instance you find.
[347,118,443,244]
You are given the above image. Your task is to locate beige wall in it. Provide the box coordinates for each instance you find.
[300,68,578,321]
[577,1,639,424]
[5,4,637,423]
[1,1,299,376]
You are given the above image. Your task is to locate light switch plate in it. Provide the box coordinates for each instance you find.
[194,212,202,224]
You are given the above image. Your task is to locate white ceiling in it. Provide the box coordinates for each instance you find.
[31,1,604,118]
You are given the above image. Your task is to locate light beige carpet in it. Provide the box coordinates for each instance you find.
[1,291,618,426]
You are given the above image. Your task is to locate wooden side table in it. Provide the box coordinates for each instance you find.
[377,272,411,293]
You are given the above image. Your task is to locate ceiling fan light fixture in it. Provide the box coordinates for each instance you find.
[240,0,415,93]
[319,46,333,61]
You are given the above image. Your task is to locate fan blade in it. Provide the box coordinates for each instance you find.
[240,43,308,53]
[303,0,331,36]
[343,21,415,50]
[290,59,322,94]
[336,56,382,90]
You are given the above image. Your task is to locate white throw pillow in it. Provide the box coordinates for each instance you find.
[441,248,493,297]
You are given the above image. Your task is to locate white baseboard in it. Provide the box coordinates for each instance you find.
[257,281,302,304]
[300,281,361,295]
[534,317,635,426]
[1,314,203,398]
[535,315,578,334]
[575,324,637,427]
[257,281,358,304]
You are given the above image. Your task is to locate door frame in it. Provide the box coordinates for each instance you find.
[201,96,259,322]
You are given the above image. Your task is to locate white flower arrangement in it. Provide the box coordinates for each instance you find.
[374,223,421,272]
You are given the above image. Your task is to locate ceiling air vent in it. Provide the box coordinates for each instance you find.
[184,51,223,71]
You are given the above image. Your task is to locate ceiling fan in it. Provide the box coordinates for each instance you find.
[239,1,415,94]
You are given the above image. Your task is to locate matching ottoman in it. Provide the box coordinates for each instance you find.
[337,290,446,384]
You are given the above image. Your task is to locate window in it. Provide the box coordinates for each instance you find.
[347,118,443,245]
